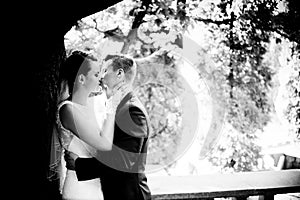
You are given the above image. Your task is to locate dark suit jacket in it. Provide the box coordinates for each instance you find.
[75,92,152,200]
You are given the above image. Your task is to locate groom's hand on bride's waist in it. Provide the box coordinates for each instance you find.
[64,150,79,170]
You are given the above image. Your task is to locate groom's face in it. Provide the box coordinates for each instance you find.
[101,59,120,90]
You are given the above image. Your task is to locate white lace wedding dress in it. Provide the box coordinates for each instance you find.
[56,96,106,200]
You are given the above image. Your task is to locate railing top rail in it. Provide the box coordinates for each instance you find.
[148,169,300,199]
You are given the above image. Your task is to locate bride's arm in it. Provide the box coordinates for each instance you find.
[60,104,115,151]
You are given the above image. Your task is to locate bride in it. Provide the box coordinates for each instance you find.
[48,50,126,200]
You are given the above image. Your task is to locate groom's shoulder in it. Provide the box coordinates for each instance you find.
[115,96,149,137]
[128,95,149,115]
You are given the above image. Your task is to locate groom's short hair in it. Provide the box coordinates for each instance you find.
[104,54,137,84]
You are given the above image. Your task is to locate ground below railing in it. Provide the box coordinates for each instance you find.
[147,169,300,200]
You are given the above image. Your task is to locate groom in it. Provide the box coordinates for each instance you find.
[65,54,152,200]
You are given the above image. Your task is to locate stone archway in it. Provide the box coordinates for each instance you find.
[15,2,122,199]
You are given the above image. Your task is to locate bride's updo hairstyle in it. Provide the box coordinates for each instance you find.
[60,51,98,95]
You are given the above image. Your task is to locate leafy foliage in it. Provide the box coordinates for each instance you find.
[285,56,300,140]
[191,0,299,172]
[209,124,262,172]
[135,82,183,165]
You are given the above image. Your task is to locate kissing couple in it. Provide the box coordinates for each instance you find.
[49,51,152,200]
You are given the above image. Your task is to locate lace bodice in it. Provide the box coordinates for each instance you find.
[56,101,74,150]
[56,100,96,157]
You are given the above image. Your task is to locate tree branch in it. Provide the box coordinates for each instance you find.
[193,17,232,25]
[135,49,166,66]
[79,19,126,42]
[103,26,126,42]
[119,0,153,53]
[271,27,300,45]
[150,123,168,139]
[77,19,104,34]
[121,28,138,53]
[131,0,152,29]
